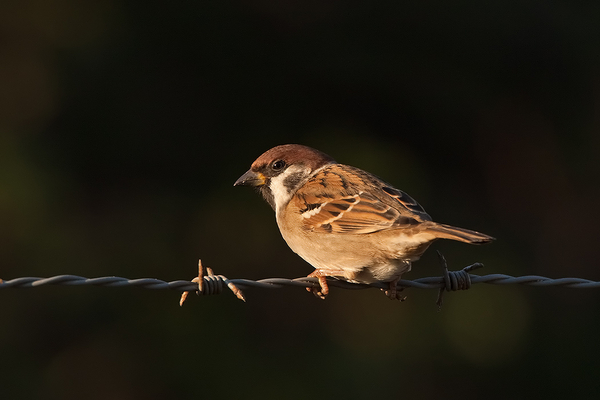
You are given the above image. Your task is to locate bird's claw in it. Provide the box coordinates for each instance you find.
[383,279,407,301]
[305,274,329,299]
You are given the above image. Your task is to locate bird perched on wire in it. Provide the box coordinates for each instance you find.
[234,144,494,300]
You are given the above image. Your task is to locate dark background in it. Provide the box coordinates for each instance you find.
[1,1,600,399]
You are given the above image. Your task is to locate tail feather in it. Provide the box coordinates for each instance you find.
[426,223,495,244]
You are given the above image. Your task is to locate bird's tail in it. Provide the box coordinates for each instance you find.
[425,223,495,244]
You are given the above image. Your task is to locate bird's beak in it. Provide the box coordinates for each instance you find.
[234,169,266,187]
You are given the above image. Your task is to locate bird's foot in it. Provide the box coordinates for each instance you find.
[305,272,329,299]
[383,278,407,301]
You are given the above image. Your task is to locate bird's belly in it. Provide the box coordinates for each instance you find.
[279,228,428,283]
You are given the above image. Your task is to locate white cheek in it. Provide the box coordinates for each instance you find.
[270,166,305,212]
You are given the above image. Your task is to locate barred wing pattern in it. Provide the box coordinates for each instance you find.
[292,165,432,234]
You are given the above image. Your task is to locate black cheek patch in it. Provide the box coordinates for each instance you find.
[283,172,305,192]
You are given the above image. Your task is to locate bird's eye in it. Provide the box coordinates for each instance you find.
[271,160,286,171]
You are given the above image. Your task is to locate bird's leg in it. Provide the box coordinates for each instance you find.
[305,270,329,299]
[384,278,407,301]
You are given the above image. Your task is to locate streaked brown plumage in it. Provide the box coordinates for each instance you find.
[235,144,494,299]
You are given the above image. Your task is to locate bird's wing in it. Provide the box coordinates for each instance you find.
[292,165,431,234]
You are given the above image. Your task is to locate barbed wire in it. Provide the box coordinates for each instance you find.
[2,255,600,307]
[3,273,599,291]
[3,273,600,291]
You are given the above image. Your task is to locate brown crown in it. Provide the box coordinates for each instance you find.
[251,144,336,171]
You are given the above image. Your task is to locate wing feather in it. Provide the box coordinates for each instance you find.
[292,165,431,234]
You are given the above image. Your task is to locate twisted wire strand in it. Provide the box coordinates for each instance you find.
[2,272,600,293]
[5,256,598,307]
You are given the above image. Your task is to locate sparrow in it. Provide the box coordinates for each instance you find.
[234,144,494,300]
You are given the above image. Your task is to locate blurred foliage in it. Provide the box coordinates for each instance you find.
[1,0,600,399]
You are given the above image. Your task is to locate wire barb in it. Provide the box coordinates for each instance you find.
[435,251,485,308]
[179,260,246,306]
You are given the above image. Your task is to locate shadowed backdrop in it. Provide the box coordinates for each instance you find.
[1,1,600,399]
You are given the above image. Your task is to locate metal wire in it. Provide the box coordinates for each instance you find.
[4,255,598,308]
[2,271,600,293]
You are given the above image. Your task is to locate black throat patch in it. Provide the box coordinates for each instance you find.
[259,185,276,210]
